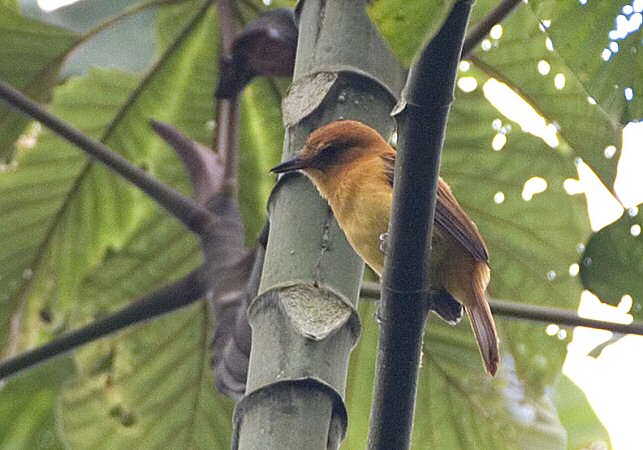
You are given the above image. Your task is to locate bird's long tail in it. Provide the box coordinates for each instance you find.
[466,263,499,376]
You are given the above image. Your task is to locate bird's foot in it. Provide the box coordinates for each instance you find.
[379,232,389,254]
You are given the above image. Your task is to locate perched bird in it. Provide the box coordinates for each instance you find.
[271,120,499,376]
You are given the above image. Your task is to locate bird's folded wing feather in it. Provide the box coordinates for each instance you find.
[381,151,488,262]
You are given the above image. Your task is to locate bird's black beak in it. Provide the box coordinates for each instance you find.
[270,156,307,174]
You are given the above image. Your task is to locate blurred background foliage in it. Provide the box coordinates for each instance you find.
[0,0,640,447]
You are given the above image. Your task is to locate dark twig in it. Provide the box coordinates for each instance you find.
[217,0,238,54]
[367,2,474,450]
[0,80,216,235]
[360,282,643,336]
[215,0,240,186]
[462,0,522,57]
[0,269,205,380]
[151,112,253,401]
[216,99,241,187]
[213,7,297,185]
[490,299,643,335]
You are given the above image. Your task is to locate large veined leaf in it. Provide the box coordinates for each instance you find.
[0,69,140,351]
[368,0,457,66]
[441,75,588,390]
[61,303,233,449]
[55,83,284,443]
[345,303,571,449]
[156,0,208,49]
[470,0,622,190]
[21,0,157,76]
[73,212,201,317]
[552,374,611,449]
[580,208,643,318]
[1,1,280,443]
[416,321,566,449]
[0,0,627,447]
[0,1,217,353]
[1,0,173,162]
[0,358,73,450]
[55,63,284,450]
[58,210,231,448]
[529,0,643,124]
[369,0,622,189]
[60,303,233,449]
[0,68,145,450]
[0,4,218,444]
[0,2,76,161]
[238,78,285,240]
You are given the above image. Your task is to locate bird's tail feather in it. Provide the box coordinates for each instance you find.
[466,263,499,376]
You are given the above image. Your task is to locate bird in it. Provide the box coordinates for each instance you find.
[271,120,499,376]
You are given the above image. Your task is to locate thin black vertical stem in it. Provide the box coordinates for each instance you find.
[367,2,475,449]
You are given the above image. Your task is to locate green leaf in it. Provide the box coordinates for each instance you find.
[0,69,140,351]
[61,303,233,449]
[58,207,230,448]
[50,0,157,77]
[238,78,285,240]
[552,375,611,449]
[156,0,208,49]
[0,3,77,161]
[369,0,456,66]
[580,209,643,317]
[344,304,379,449]
[158,1,284,242]
[470,0,622,190]
[442,77,588,390]
[346,303,567,449]
[75,211,201,316]
[0,1,217,352]
[417,322,566,449]
[529,0,643,125]
[0,357,73,450]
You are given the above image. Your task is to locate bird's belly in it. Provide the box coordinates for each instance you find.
[333,194,390,276]
[337,204,453,289]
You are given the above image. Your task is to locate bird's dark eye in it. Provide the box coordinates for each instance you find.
[310,144,345,168]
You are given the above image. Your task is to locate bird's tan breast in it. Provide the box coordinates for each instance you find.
[326,162,392,275]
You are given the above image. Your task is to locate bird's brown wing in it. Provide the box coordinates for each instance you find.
[381,151,488,262]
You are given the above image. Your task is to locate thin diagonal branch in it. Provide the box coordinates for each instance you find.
[0,80,216,235]
[462,0,522,57]
[360,282,643,335]
[490,299,643,335]
[0,268,205,380]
